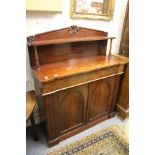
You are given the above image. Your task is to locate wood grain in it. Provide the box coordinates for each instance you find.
[28,36,115,46]
[33,55,128,83]
[88,76,115,121]
[53,84,88,136]
[116,64,129,120]
[27,27,108,45]
[28,40,107,68]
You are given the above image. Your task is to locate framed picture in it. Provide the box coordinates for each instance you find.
[70,0,115,20]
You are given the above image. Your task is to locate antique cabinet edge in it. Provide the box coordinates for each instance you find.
[33,72,58,143]
[108,55,128,116]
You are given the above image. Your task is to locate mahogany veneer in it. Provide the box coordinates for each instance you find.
[27,26,128,146]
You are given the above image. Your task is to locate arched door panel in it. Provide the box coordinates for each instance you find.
[88,76,116,121]
[53,84,88,135]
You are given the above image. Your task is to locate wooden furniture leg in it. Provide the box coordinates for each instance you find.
[30,112,38,141]
[26,91,39,140]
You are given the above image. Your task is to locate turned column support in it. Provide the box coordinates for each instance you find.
[106,37,115,56]
[109,38,113,56]
[34,46,40,70]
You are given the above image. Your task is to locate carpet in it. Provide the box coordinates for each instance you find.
[47,125,129,155]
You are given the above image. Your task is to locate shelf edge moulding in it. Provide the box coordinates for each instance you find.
[26,0,62,12]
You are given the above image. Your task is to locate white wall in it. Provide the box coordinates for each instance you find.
[26,0,128,91]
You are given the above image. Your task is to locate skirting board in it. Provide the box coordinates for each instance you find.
[116,104,129,120]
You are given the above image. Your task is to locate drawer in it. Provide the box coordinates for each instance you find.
[41,65,119,94]
[54,65,118,91]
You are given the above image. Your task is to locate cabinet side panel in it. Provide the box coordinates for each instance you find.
[43,95,56,140]
[117,64,129,109]
[28,46,36,68]
[116,64,129,120]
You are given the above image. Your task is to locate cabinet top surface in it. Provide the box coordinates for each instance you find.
[33,55,128,83]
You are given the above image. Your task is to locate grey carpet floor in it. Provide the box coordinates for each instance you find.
[26,116,127,155]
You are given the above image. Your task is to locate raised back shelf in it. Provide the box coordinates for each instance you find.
[27,26,116,78]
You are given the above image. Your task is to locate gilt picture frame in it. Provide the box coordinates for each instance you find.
[70,0,115,20]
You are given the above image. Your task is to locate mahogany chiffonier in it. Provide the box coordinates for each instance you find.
[27,26,128,146]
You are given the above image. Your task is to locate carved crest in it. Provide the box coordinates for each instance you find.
[68,25,81,35]
[27,35,36,42]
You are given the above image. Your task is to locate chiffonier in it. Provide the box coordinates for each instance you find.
[27,26,128,146]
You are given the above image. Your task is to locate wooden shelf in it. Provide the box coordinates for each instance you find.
[33,55,128,83]
[28,36,115,46]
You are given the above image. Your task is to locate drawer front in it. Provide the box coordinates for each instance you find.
[54,65,118,91]
[42,65,119,94]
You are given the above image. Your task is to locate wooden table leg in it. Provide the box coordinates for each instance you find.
[30,112,38,140]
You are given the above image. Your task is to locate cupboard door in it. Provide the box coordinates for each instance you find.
[53,84,88,136]
[88,76,116,121]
